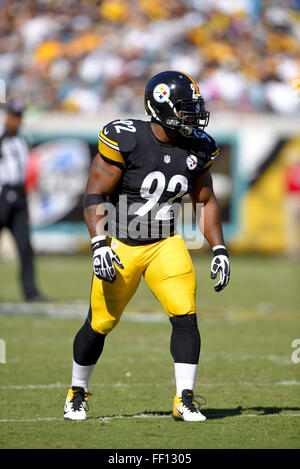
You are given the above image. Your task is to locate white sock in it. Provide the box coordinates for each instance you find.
[174,363,198,397]
[71,360,95,391]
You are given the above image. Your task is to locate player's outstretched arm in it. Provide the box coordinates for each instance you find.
[83,153,124,282]
[192,170,230,292]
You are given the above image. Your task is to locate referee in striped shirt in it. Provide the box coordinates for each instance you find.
[0,99,45,301]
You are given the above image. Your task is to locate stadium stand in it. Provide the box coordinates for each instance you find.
[0,0,299,115]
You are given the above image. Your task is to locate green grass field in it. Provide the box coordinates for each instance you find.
[0,253,299,449]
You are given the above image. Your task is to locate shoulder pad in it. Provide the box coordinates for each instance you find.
[98,119,137,167]
[191,129,220,161]
[99,120,137,154]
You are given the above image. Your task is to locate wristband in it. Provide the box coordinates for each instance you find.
[91,235,106,244]
[212,245,229,257]
[82,193,106,209]
[91,235,107,252]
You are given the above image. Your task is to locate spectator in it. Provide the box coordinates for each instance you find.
[0,0,299,115]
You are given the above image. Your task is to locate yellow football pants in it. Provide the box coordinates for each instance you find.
[89,234,196,335]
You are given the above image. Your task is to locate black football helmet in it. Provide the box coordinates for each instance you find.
[144,70,210,136]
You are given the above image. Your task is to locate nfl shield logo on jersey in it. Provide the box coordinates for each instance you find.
[164,154,171,164]
[186,154,198,170]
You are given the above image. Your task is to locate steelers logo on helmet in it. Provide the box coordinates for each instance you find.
[186,154,198,170]
[153,83,171,103]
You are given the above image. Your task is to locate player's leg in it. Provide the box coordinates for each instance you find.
[143,235,206,421]
[64,239,142,420]
[71,269,142,388]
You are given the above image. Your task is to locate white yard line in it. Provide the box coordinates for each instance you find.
[0,303,164,321]
[0,417,62,423]
[1,302,297,323]
[0,380,299,390]
[1,413,300,423]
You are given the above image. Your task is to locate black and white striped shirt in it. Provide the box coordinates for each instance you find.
[0,127,29,188]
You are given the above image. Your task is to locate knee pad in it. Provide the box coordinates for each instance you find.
[169,313,200,364]
[88,301,120,335]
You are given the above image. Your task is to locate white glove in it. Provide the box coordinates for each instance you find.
[210,245,230,292]
[91,236,124,283]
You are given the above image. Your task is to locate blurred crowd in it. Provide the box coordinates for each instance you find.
[1,0,300,115]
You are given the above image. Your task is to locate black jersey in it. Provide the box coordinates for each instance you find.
[97,119,219,245]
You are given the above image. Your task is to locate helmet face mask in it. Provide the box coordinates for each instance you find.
[173,97,210,135]
[145,71,210,137]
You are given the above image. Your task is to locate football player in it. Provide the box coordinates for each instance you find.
[64,71,230,422]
